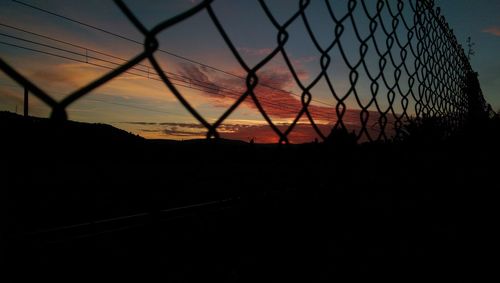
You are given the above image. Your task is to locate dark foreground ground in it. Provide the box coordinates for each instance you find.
[1,111,499,281]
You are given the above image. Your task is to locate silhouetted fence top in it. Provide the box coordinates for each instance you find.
[0,0,490,144]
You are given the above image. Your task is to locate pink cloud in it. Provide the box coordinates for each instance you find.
[482,26,500,36]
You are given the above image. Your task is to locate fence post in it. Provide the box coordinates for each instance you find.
[24,87,28,117]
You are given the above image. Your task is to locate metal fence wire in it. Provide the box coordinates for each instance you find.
[0,0,490,144]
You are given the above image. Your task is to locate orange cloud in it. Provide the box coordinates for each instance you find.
[482,26,500,36]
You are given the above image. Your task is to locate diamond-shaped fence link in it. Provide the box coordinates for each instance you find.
[0,0,490,144]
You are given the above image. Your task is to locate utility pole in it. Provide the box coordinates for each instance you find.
[24,87,28,117]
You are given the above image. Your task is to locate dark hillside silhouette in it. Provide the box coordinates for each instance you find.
[0,111,143,143]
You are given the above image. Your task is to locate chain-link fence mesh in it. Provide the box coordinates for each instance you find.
[0,0,490,144]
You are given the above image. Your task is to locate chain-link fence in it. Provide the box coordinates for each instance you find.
[0,0,490,144]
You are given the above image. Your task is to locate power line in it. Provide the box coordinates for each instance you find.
[0,22,134,64]
[0,22,186,81]
[0,33,234,97]
[10,0,335,108]
[12,0,142,45]
[10,0,243,77]
[0,27,336,119]
[0,23,291,108]
[0,38,306,115]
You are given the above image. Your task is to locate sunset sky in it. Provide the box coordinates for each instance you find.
[0,0,498,143]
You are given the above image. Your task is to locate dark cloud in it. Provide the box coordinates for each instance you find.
[176,62,222,97]
[158,122,206,128]
[177,62,209,82]
[124,122,159,125]
[123,121,207,138]
[163,126,206,137]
